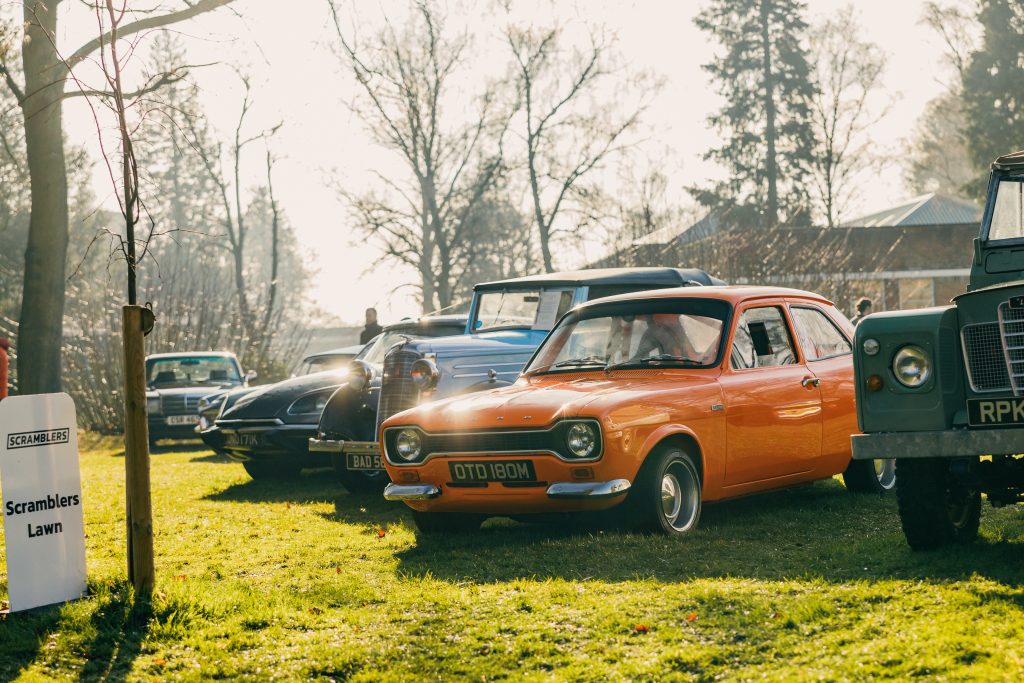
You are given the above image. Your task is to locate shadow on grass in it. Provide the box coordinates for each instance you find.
[0,583,151,683]
[204,469,345,504]
[189,452,232,464]
[390,480,1024,587]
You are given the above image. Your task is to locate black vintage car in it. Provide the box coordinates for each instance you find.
[205,315,467,480]
[146,352,254,447]
[312,267,723,490]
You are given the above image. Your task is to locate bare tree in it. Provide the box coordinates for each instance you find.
[809,5,891,227]
[329,0,509,312]
[505,22,655,272]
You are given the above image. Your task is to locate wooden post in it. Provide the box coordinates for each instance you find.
[122,305,154,595]
[0,338,9,400]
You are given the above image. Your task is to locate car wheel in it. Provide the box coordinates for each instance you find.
[627,447,702,535]
[242,461,302,481]
[896,458,981,551]
[411,510,485,535]
[331,453,389,492]
[842,458,896,493]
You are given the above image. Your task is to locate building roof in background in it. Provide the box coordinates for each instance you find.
[840,193,980,228]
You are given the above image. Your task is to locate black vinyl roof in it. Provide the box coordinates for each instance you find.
[475,267,724,291]
[994,150,1024,171]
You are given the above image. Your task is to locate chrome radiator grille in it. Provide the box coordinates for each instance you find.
[998,301,1024,396]
[161,395,200,415]
[377,349,423,433]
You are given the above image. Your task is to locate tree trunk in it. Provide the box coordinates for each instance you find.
[526,139,554,273]
[17,1,70,395]
[760,0,779,228]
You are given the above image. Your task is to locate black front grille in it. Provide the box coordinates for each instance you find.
[162,395,200,415]
[377,349,423,432]
[383,420,603,462]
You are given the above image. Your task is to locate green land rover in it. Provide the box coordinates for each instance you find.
[852,150,1024,550]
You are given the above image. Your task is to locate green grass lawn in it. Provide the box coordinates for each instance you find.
[3,438,1024,681]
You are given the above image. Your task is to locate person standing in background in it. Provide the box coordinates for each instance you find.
[360,307,383,344]
[851,298,873,326]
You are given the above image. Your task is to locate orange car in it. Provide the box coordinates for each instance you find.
[381,286,893,535]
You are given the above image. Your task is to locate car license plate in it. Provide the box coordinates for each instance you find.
[225,432,263,448]
[448,460,536,483]
[166,415,197,426]
[346,452,383,471]
[968,398,1024,426]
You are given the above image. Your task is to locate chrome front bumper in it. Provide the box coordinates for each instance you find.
[546,479,631,499]
[308,438,379,455]
[384,483,442,500]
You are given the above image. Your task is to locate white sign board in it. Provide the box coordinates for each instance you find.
[0,393,86,611]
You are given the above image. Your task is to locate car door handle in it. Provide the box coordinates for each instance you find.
[801,377,820,388]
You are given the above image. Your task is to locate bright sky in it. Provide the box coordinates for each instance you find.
[56,0,954,325]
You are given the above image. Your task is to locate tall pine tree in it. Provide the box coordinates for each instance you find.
[692,0,818,229]
[962,0,1024,194]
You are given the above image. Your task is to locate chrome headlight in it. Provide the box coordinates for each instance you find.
[394,428,422,462]
[410,358,439,390]
[892,345,931,388]
[862,338,880,356]
[566,422,597,458]
[147,396,161,415]
[287,389,334,415]
[347,360,375,391]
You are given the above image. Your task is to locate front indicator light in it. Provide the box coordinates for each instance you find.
[866,375,884,392]
[566,422,597,458]
[395,429,422,462]
[892,345,931,388]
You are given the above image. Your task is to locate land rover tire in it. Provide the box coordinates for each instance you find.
[843,458,896,494]
[332,453,389,493]
[626,446,702,535]
[896,458,981,551]
[411,511,485,534]
[242,460,302,481]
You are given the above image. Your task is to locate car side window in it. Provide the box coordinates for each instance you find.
[730,306,798,369]
[791,306,852,361]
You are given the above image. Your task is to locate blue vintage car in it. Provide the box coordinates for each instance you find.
[311,267,723,490]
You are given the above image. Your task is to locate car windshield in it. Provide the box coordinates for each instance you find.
[472,288,574,332]
[147,356,241,388]
[988,177,1024,242]
[299,354,356,375]
[526,298,730,374]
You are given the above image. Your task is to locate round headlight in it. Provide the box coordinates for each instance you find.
[863,338,880,356]
[394,428,422,462]
[347,360,375,391]
[410,358,439,390]
[566,422,597,458]
[147,396,161,414]
[892,345,931,387]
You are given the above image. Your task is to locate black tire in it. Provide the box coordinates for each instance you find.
[331,454,389,493]
[896,458,981,551]
[411,510,485,535]
[843,458,896,494]
[242,460,302,481]
[625,446,702,535]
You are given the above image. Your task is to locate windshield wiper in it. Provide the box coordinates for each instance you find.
[605,354,703,372]
[552,356,607,368]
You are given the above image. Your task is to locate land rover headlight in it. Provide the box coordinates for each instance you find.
[394,429,422,462]
[410,358,439,390]
[147,396,161,415]
[347,360,375,391]
[892,345,931,388]
[566,422,598,458]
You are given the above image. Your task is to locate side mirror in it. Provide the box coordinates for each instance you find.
[244,370,258,383]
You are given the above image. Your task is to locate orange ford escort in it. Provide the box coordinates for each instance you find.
[380,286,893,534]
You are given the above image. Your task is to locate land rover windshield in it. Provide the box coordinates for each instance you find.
[472,288,574,332]
[526,298,730,374]
[987,177,1024,242]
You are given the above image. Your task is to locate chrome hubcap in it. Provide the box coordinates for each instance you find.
[874,458,896,490]
[660,461,699,532]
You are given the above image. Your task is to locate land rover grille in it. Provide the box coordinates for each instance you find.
[962,300,1024,395]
